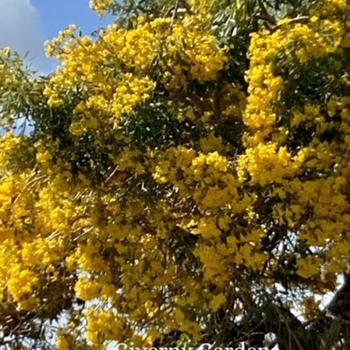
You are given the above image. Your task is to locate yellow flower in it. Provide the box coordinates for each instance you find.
[210,293,226,312]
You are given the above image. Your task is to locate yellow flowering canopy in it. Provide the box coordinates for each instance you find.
[1,0,350,349]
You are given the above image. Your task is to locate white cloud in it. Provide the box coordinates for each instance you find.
[0,0,46,69]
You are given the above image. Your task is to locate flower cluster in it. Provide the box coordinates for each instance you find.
[1,0,350,348]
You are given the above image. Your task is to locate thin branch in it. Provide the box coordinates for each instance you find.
[272,16,309,32]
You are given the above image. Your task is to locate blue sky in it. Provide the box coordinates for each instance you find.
[0,0,113,73]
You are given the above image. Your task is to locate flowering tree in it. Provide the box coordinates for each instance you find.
[1,0,350,349]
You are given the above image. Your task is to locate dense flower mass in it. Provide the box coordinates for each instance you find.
[1,0,350,349]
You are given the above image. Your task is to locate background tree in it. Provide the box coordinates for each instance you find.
[0,0,350,349]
